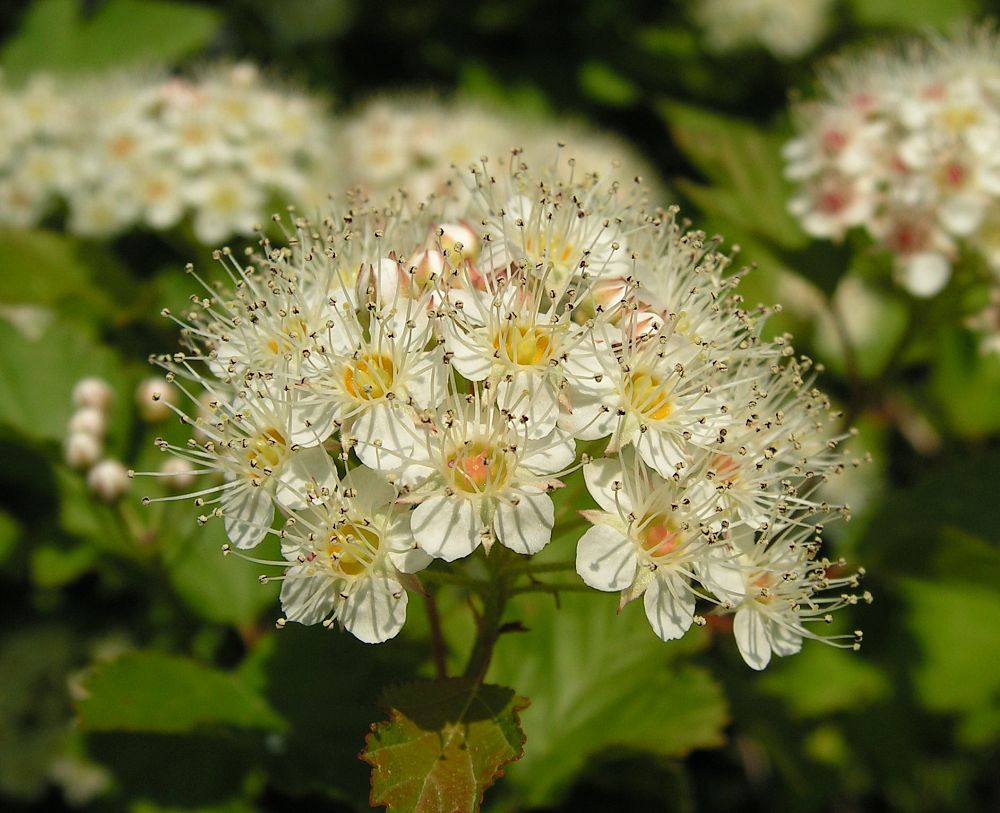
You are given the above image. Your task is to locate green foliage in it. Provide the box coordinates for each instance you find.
[239,623,426,805]
[847,0,979,28]
[488,592,728,808]
[77,651,286,733]
[930,328,1000,437]
[362,678,527,813]
[160,518,281,627]
[0,0,221,81]
[0,625,78,799]
[0,320,128,444]
[660,101,807,251]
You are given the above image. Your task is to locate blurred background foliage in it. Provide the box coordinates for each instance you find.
[1,0,999,811]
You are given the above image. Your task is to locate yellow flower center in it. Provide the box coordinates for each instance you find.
[447,441,510,494]
[626,371,673,421]
[264,317,311,357]
[523,233,576,269]
[493,323,553,367]
[941,106,980,131]
[343,354,395,400]
[245,427,287,479]
[326,524,380,578]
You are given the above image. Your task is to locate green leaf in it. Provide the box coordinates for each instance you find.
[1,0,221,81]
[901,577,1000,745]
[77,652,286,734]
[0,625,78,799]
[362,678,527,813]
[0,320,128,444]
[579,62,639,107]
[238,623,426,805]
[0,511,19,565]
[30,537,99,588]
[160,517,281,626]
[929,328,1000,437]
[847,0,977,28]
[488,592,728,807]
[0,228,123,316]
[660,101,806,250]
[813,275,909,380]
[759,645,890,718]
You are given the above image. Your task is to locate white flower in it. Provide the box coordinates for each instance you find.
[361,395,575,562]
[278,464,430,643]
[786,24,1000,293]
[576,450,718,641]
[695,0,834,60]
[700,527,868,670]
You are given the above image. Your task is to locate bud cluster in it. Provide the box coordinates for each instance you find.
[65,377,129,503]
[145,161,867,668]
[785,25,1000,296]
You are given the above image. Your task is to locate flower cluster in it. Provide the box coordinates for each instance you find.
[339,95,661,204]
[0,64,337,242]
[694,0,833,60]
[785,26,1000,296]
[145,162,866,667]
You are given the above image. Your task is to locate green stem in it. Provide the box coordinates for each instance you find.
[509,582,593,596]
[505,560,577,575]
[461,547,511,682]
[423,589,449,680]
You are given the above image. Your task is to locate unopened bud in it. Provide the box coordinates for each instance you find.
[136,377,178,423]
[68,407,106,438]
[72,377,113,412]
[161,457,196,491]
[87,460,130,503]
[65,432,102,470]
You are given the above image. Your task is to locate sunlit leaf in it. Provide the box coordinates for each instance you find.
[362,678,527,813]
[77,651,286,733]
[0,320,128,444]
[1,0,221,80]
[488,592,728,807]
[660,101,806,250]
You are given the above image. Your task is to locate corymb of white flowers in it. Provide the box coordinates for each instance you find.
[784,24,1000,297]
[140,156,869,670]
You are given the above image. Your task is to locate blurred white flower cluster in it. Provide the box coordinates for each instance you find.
[145,162,865,668]
[339,95,660,203]
[0,70,661,247]
[0,64,336,243]
[785,26,1000,297]
[695,0,833,60]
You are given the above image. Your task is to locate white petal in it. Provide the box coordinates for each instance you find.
[288,399,339,447]
[583,457,632,514]
[274,446,338,510]
[388,546,433,574]
[899,252,951,297]
[339,576,407,644]
[411,494,482,561]
[939,195,985,236]
[221,481,274,549]
[575,524,637,591]
[494,490,554,555]
[405,352,448,409]
[349,402,418,459]
[497,372,558,439]
[643,574,695,641]
[342,464,395,516]
[734,606,772,670]
[280,567,332,625]
[558,389,616,440]
[768,616,804,658]
[635,429,686,479]
[521,426,576,476]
